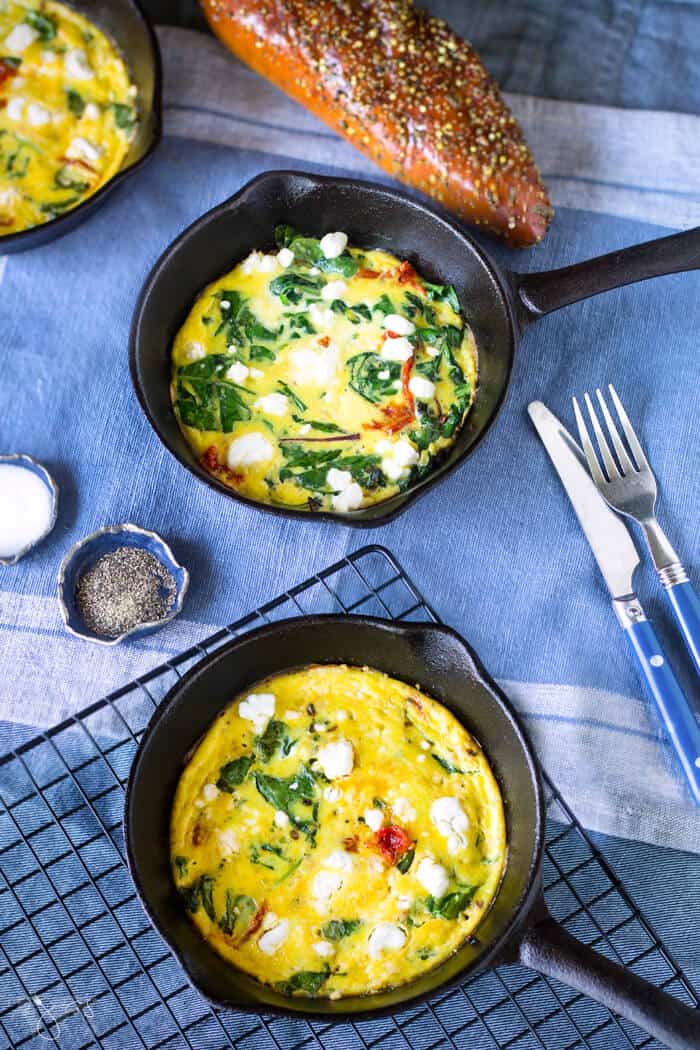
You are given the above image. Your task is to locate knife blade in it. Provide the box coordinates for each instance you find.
[527,400,639,600]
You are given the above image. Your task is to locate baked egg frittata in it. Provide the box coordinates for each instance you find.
[0,0,137,234]
[170,665,506,998]
[170,227,478,513]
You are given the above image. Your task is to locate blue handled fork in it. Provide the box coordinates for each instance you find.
[573,384,700,677]
[573,384,700,801]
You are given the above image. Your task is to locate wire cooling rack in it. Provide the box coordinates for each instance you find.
[0,545,697,1050]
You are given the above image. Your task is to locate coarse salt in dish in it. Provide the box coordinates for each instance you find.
[0,460,56,561]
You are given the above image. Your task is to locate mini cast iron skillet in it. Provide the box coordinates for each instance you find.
[125,616,699,1048]
[1,0,162,254]
[129,170,700,526]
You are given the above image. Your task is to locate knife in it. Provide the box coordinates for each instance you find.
[528,400,700,804]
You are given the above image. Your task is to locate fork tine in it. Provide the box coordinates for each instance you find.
[608,383,651,472]
[584,392,620,481]
[572,396,607,487]
[595,387,636,476]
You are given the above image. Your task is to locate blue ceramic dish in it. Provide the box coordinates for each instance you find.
[58,523,189,645]
[0,454,59,566]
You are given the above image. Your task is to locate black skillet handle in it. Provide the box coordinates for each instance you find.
[511,226,700,329]
[518,911,700,1049]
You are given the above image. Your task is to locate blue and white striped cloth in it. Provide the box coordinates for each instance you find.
[1,10,699,989]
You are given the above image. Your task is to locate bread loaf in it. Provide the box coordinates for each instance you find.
[200,0,553,247]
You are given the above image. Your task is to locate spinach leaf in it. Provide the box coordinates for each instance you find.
[271,226,357,276]
[214,290,245,339]
[249,344,276,362]
[66,88,85,117]
[25,10,57,41]
[373,293,394,316]
[0,56,21,69]
[330,299,371,323]
[219,891,256,936]
[414,355,442,383]
[431,753,464,775]
[274,224,296,248]
[317,253,357,278]
[256,719,295,762]
[40,196,81,217]
[217,754,254,791]
[245,318,279,342]
[291,415,344,434]
[175,354,252,432]
[275,965,330,997]
[249,844,278,869]
[173,856,189,879]
[396,846,415,873]
[425,885,478,920]
[416,946,436,960]
[180,874,217,920]
[277,380,306,412]
[254,765,318,840]
[269,272,322,306]
[322,918,362,941]
[348,352,401,404]
[423,281,461,313]
[279,444,384,492]
[287,312,315,337]
[112,103,136,131]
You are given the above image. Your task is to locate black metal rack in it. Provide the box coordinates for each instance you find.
[0,545,697,1050]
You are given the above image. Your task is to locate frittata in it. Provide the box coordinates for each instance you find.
[0,0,137,233]
[171,227,478,513]
[170,665,506,998]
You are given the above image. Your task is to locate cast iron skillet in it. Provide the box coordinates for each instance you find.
[129,170,700,526]
[125,616,699,1048]
[1,0,161,254]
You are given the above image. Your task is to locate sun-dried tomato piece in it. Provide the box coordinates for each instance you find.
[376,824,412,864]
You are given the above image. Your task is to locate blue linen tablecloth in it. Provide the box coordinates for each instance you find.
[1,1,700,1040]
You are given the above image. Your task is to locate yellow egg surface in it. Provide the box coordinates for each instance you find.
[0,0,137,234]
[170,665,506,999]
[170,227,478,513]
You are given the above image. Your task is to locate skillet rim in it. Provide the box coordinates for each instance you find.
[0,0,163,254]
[124,613,546,1021]
[128,168,519,528]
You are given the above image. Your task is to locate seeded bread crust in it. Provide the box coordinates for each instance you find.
[199,0,553,247]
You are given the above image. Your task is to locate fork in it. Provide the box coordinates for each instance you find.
[573,384,700,679]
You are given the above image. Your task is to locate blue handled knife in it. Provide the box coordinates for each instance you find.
[528,400,700,804]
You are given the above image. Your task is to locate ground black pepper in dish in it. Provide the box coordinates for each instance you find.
[76,547,177,638]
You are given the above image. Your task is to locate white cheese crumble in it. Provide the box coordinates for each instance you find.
[218,827,239,855]
[249,367,264,379]
[313,940,335,958]
[416,858,450,897]
[65,49,94,80]
[312,870,343,899]
[184,341,205,361]
[430,797,469,853]
[4,24,38,53]
[254,392,288,416]
[83,102,100,121]
[319,231,348,259]
[332,482,363,513]
[383,314,415,336]
[258,918,289,955]
[380,437,419,482]
[408,375,436,401]
[40,50,56,64]
[321,279,347,302]
[368,923,406,958]
[364,807,384,832]
[392,797,417,824]
[227,433,274,468]
[274,810,290,828]
[277,247,294,267]
[238,692,276,730]
[66,137,104,164]
[380,336,413,362]
[309,303,334,328]
[6,97,24,122]
[240,250,278,275]
[26,102,50,127]
[225,361,249,383]
[326,467,353,492]
[426,345,440,358]
[325,849,354,872]
[202,782,219,802]
[323,785,342,803]
[316,738,354,779]
[289,343,340,385]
